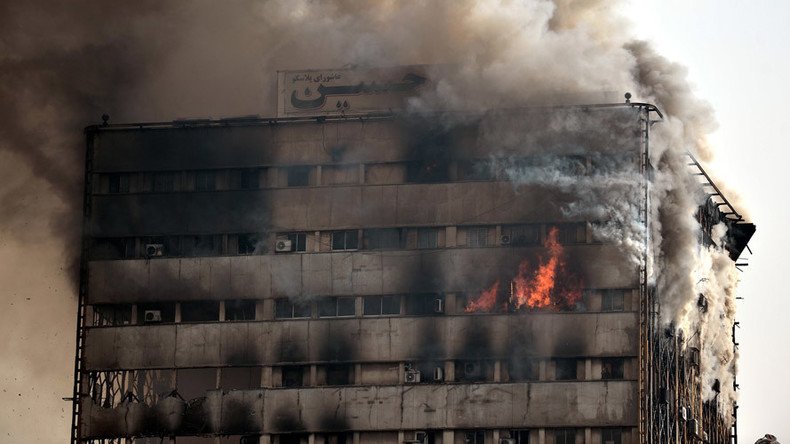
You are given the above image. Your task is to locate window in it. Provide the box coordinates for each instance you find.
[152,172,175,192]
[275,299,311,319]
[323,164,358,185]
[553,429,577,444]
[505,431,530,444]
[404,294,443,316]
[176,368,216,401]
[601,428,622,444]
[325,364,352,386]
[318,297,356,318]
[363,295,401,316]
[282,366,306,388]
[458,159,494,181]
[556,222,586,244]
[287,232,307,252]
[601,289,625,312]
[406,159,449,183]
[286,166,311,187]
[331,230,358,251]
[601,358,625,380]
[220,367,261,390]
[108,173,129,193]
[181,301,220,323]
[183,235,217,257]
[463,431,485,444]
[92,304,132,326]
[502,224,540,246]
[225,299,256,321]
[508,357,539,381]
[455,360,492,382]
[321,434,352,444]
[195,170,216,191]
[137,302,176,324]
[363,228,403,250]
[91,238,135,260]
[417,228,439,249]
[240,168,260,189]
[466,226,490,247]
[237,233,258,255]
[554,359,577,380]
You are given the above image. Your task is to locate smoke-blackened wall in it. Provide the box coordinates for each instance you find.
[0,0,746,441]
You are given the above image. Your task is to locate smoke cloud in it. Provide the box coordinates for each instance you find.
[0,0,745,441]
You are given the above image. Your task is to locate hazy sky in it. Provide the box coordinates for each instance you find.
[625,0,790,440]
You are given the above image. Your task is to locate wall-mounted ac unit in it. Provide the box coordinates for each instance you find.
[405,369,421,383]
[403,431,428,444]
[145,244,164,257]
[275,239,293,252]
[500,234,512,245]
[463,361,481,378]
[434,298,444,313]
[680,406,688,421]
[144,310,162,323]
[433,367,444,382]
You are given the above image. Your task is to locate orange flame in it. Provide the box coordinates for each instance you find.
[465,226,582,313]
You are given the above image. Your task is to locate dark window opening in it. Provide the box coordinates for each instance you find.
[92,304,133,327]
[601,358,625,380]
[502,224,540,247]
[508,358,539,382]
[404,294,444,316]
[504,430,530,444]
[177,368,216,401]
[410,361,445,384]
[282,366,306,388]
[240,168,260,190]
[455,360,492,383]
[321,434,352,444]
[556,222,586,244]
[553,429,577,444]
[601,289,625,312]
[406,160,449,183]
[183,235,217,257]
[286,166,311,187]
[225,299,256,321]
[91,238,135,260]
[363,295,401,316]
[137,302,176,324]
[220,367,261,390]
[601,428,622,444]
[417,228,439,249]
[279,434,309,444]
[181,301,220,323]
[331,230,358,250]
[195,170,216,191]
[153,172,175,192]
[458,159,494,181]
[466,226,490,247]
[554,359,578,380]
[108,173,130,193]
[463,430,485,444]
[318,297,356,318]
[325,364,352,386]
[237,233,258,255]
[275,299,311,319]
[363,228,403,250]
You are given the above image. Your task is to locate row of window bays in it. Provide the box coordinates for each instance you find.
[88,356,635,409]
[92,153,640,195]
[90,222,592,260]
[89,288,635,327]
[84,427,634,444]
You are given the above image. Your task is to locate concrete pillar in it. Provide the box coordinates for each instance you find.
[315,165,322,186]
[310,364,318,386]
[261,366,274,388]
[585,359,592,381]
[358,164,366,184]
[539,360,547,381]
[494,360,502,382]
[353,432,360,444]
[354,363,362,384]
[538,428,546,444]
[308,433,316,444]
[174,302,181,323]
[355,296,363,316]
[444,360,455,382]
[130,304,138,324]
[585,428,592,444]
[260,434,272,444]
[493,430,500,443]
[219,301,226,321]
[446,226,457,247]
[443,430,454,444]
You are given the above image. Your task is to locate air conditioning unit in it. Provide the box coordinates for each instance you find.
[275,239,293,252]
[405,369,421,383]
[145,244,164,257]
[404,431,428,444]
[144,310,162,323]
[433,367,444,382]
[680,406,688,421]
[434,298,444,313]
[463,361,481,378]
[500,439,515,444]
[689,347,701,367]
[500,234,512,245]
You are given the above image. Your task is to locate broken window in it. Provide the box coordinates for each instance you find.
[406,159,449,183]
[462,430,485,444]
[108,173,130,193]
[458,159,494,181]
[137,302,176,324]
[275,299,311,319]
[320,434,353,444]
[601,289,625,312]
[455,360,493,383]
[331,230,358,250]
[88,370,138,408]
[92,304,133,327]
[225,299,256,321]
[553,429,577,444]
[554,359,577,380]
[180,300,220,323]
[508,357,539,382]
[237,233,259,255]
[176,368,216,401]
[417,228,439,249]
[601,428,622,444]
[282,365,307,388]
[279,434,309,444]
[601,358,625,380]
[318,297,356,318]
[363,228,403,250]
[324,364,352,386]
[91,238,135,260]
[465,226,490,247]
[504,430,530,444]
[220,367,261,390]
[363,295,401,316]
[502,224,540,247]
[404,294,444,316]
[183,234,218,257]
[556,222,586,244]
[195,170,216,191]
[286,166,312,187]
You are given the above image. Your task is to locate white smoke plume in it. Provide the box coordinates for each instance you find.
[0,0,746,440]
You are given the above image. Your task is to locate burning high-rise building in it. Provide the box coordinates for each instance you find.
[70,66,755,444]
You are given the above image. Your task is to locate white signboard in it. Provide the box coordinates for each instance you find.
[277,65,429,118]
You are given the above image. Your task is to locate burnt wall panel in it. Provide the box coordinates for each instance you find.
[83,313,636,370]
[88,246,637,304]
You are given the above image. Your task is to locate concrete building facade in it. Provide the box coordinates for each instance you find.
[70,87,750,443]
